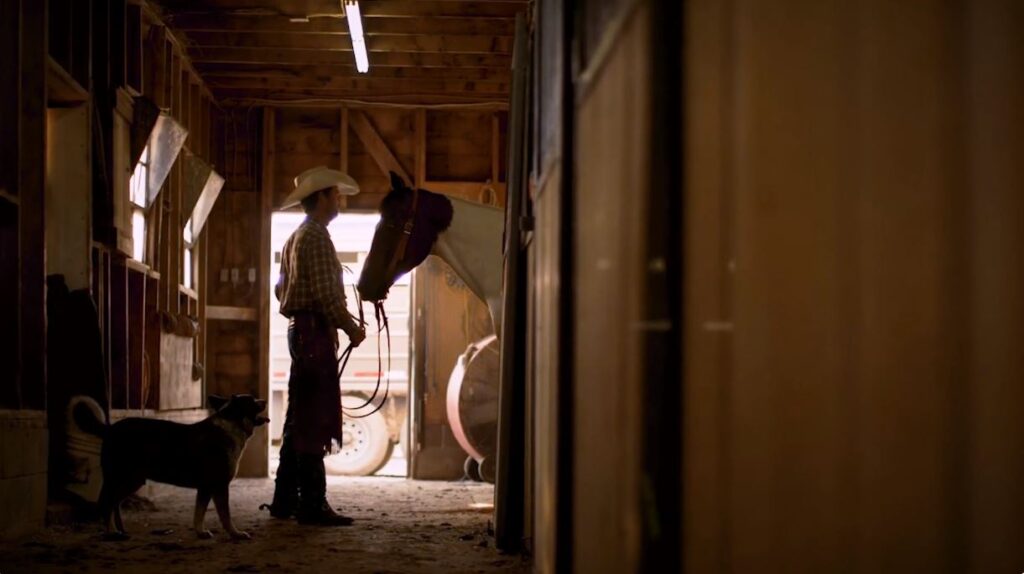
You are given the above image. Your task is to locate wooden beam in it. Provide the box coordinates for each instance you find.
[247,106,275,477]
[214,88,509,106]
[423,181,507,207]
[181,31,513,54]
[168,14,517,36]
[160,1,527,20]
[188,47,512,68]
[206,305,258,321]
[349,110,410,183]
[195,62,511,82]
[205,75,509,95]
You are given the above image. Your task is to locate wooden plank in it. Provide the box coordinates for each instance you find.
[0,0,17,200]
[181,69,191,134]
[205,75,509,95]
[20,0,47,409]
[110,259,129,410]
[170,51,181,119]
[127,268,146,409]
[0,0,18,408]
[197,228,208,398]
[160,0,526,19]
[169,15,517,36]
[182,32,513,54]
[189,48,511,69]
[126,2,143,93]
[146,26,167,107]
[207,306,259,321]
[195,62,511,82]
[349,110,411,182]
[110,0,126,90]
[190,81,201,151]
[214,88,509,106]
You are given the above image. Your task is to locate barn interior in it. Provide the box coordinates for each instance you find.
[1,0,1024,573]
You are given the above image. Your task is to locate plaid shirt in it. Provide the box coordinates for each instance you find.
[276,218,360,335]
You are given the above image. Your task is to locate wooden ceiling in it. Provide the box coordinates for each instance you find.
[153,0,526,105]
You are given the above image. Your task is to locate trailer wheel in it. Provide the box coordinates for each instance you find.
[324,396,394,476]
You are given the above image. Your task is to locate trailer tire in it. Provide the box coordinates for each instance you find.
[324,396,394,476]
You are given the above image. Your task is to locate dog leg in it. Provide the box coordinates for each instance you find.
[99,485,130,541]
[113,503,125,533]
[194,490,213,539]
[212,487,250,540]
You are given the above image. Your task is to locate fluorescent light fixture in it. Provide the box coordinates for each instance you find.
[344,0,369,73]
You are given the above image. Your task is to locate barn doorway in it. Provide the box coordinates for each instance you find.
[268,212,412,478]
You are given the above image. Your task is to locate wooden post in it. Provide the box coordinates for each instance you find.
[20,0,47,410]
[339,107,348,210]
[415,109,427,188]
[238,106,275,477]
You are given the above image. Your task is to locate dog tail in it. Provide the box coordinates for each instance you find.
[69,395,108,439]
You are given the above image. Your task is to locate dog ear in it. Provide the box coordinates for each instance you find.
[207,395,229,410]
[389,171,407,191]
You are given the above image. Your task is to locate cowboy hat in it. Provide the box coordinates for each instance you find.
[280,166,360,209]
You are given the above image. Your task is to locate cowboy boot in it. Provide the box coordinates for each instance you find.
[296,454,354,526]
[260,426,299,519]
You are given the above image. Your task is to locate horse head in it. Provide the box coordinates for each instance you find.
[357,172,453,302]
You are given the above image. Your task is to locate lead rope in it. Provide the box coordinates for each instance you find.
[338,285,391,419]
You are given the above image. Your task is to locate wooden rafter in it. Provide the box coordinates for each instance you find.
[182,32,513,54]
[188,48,512,68]
[205,76,509,96]
[167,15,517,36]
[196,62,511,82]
[156,0,526,104]
[159,0,527,20]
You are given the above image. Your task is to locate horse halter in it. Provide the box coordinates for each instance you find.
[382,187,420,284]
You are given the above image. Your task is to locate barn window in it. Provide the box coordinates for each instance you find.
[129,144,150,262]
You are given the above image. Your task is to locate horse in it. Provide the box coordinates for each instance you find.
[357,172,505,479]
[357,172,504,335]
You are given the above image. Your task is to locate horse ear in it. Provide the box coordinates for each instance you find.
[389,171,407,191]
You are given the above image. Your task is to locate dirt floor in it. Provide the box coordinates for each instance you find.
[0,478,530,574]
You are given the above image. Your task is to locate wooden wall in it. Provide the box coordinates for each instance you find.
[571,4,650,572]
[683,0,1024,572]
[265,105,507,211]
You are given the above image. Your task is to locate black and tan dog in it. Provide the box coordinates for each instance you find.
[78,394,268,541]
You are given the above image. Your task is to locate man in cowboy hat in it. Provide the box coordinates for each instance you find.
[263,166,366,526]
